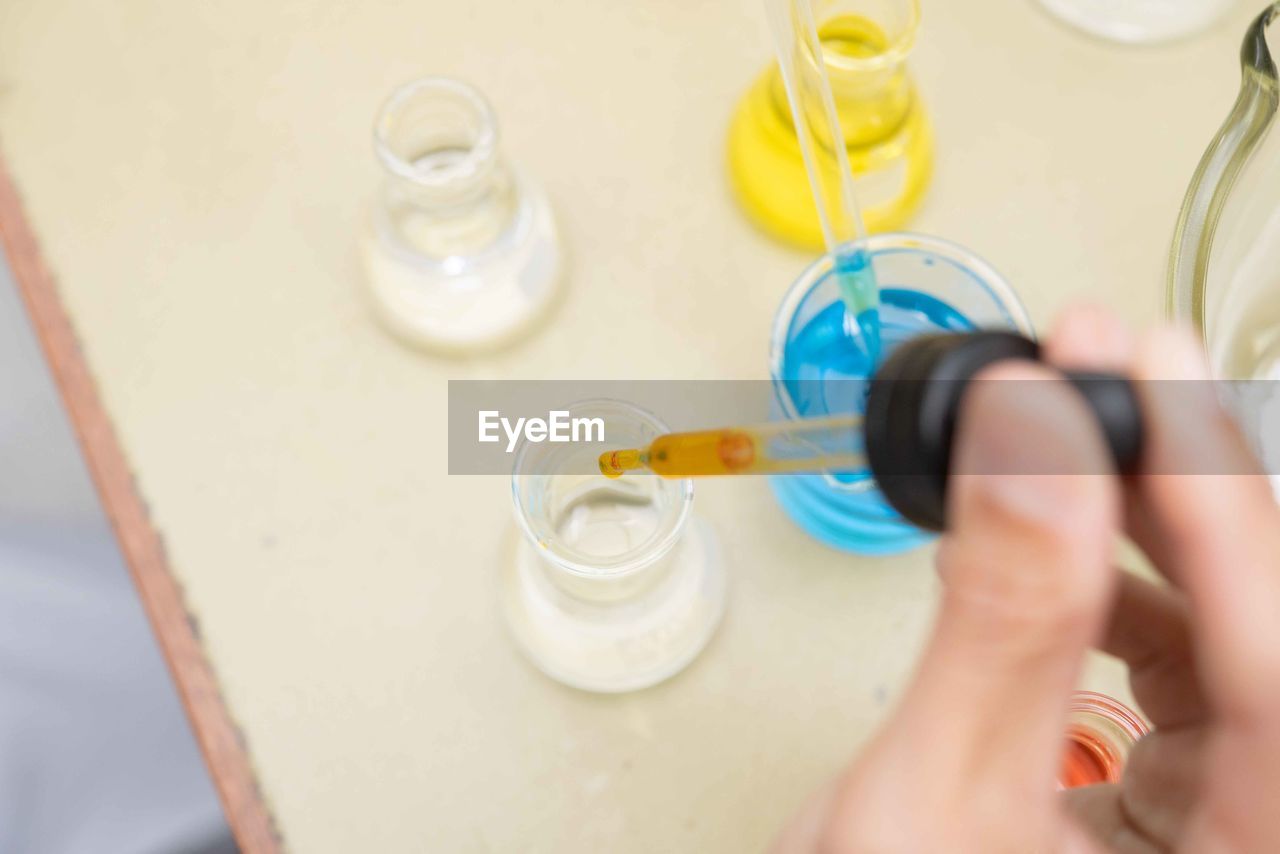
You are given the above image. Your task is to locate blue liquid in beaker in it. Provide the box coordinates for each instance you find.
[772,288,975,553]
[784,289,973,423]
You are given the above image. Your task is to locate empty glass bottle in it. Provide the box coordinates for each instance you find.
[1169,4,1280,493]
[362,78,562,352]
[503,400,726,693]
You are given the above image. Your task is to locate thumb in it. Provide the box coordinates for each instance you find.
[885,363,1118,812]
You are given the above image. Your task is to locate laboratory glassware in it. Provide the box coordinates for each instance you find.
[765,0,884,361]
[1169,3,1280,494]
[362,77,562,352]
[1037,0,1239,44]
[770,233,1033,554]
[1059,691,1150,788]
[603,331,1144,532]
[504,400,725,693]
[728,0,933,249]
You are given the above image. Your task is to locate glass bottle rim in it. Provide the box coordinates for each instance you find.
[372,76,499,188]
[768,231,1033,422]
[509,399,694,578]
[817,0,921,74]
[1068,690,1150,743]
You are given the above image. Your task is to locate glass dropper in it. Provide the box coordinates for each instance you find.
[765,0,882,362]
[599,414,866,479]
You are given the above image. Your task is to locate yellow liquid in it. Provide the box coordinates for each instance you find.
[726,14,933,249]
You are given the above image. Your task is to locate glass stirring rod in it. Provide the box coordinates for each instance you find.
[766,0,881,361]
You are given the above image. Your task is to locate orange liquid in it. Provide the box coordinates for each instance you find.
[1059,728,1122,788]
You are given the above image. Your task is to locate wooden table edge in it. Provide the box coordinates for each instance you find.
[0,153,284,854]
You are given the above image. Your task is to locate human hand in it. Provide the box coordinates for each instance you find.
[773,307,1280,853]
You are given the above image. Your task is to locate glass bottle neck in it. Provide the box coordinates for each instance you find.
[372,79,520,260]
[378,158,518,260]
[1168,4,1279,338]
[775,9,917,150]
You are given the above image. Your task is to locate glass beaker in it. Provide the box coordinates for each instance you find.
[770,233,1033,554]
[1059,691,1150,788]
[362,77,562,353]
[1036,0,1239,44]
[727,0,933,249]
[503,400,726,693]
[1169,4,1280,494]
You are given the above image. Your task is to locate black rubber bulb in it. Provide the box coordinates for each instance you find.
[864,331,1144,531]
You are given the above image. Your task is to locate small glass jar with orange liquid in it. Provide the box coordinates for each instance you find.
[1059,691,1150,789]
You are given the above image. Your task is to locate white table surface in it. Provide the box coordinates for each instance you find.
[0,0,1258,850]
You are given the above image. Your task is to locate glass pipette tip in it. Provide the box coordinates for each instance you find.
[834,243,882,363]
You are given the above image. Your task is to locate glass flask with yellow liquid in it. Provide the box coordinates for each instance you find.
[1170,3,1280,495]
[727,0,932,249]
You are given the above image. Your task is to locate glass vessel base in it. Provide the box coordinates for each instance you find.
[769,235,1034,555]
[1037,0,1236,44]
[726,70,933,250]
[362,183,561,354]
[770,474,931,555]
[501,519,725,694]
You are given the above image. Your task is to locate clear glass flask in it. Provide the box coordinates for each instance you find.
[362,78,562,353]
[727,0,933,249]
[503,400,726,693]
[1059,691,1150,788]
[1169,4,1280,495]
[770,233,1033,554]
[1037,0,1239,44]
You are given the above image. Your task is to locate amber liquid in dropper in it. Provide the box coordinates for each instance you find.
[600,431,759,479]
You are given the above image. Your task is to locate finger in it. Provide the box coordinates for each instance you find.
[1060,820,1110,854]
[1063,728,1206,852]
[1101,571,1204,728]
[1043,303,1136,371]
[768,782,834,854]
[893,362,1121,798]
[1121,493,1184,585]
[1120,727,1207,848]
[1040,307,1182,578]
[1064,785,1163,854]
[1132,328,1280,727]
